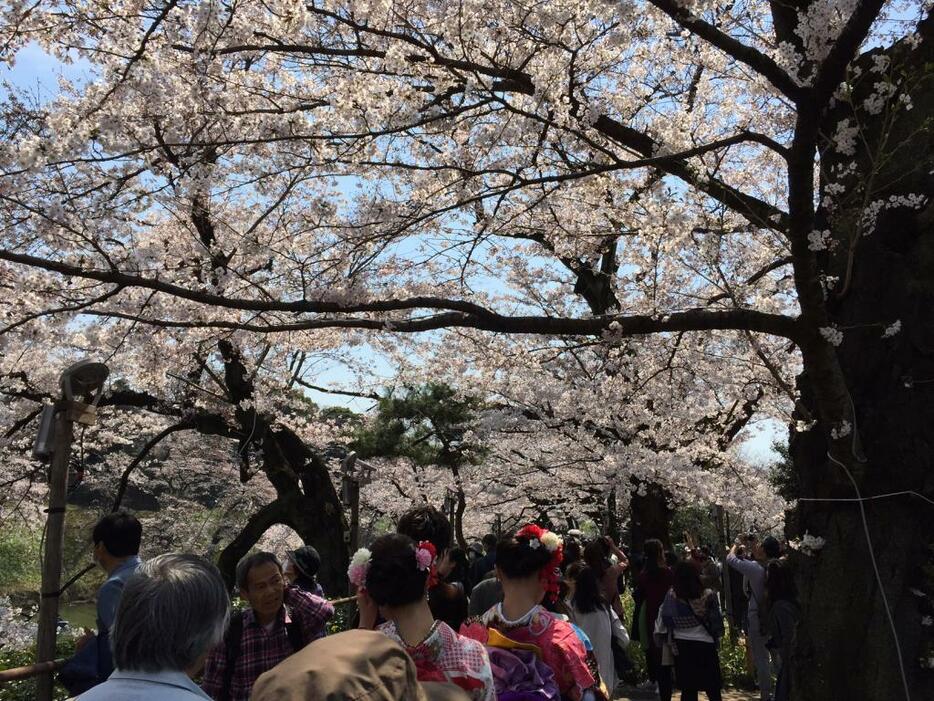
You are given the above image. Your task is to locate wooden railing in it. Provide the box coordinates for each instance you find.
[0,659,65,684]
[0,595,358,683]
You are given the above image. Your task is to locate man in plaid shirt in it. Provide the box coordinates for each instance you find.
[202,552,334,701]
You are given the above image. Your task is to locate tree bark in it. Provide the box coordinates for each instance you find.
[217,500,287,590]
[629,481,672,551]
[215,341,349,594]
[790,18,934,700]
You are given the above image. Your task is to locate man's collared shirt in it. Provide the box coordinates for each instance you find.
[95,556,143,679]
[77,669,210,700]
[61,555,142,694]
[201,586,334,701]
[98,556,143,632]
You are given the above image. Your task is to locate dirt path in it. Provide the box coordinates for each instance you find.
[614,687,758,700]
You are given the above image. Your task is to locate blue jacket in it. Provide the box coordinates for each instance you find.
[61,557,141,693]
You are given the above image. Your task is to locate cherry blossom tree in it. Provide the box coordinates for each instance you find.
[0,1,932,698]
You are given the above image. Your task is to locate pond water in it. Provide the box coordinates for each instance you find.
[59,602,97,630]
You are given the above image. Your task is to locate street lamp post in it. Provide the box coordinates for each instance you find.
[33,360,108,701]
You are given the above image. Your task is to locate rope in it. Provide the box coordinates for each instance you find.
[822,390,912,701]
[798,490,934,506]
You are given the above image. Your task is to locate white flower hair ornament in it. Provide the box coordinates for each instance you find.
[348,548,372,589]
[540,531,563,553]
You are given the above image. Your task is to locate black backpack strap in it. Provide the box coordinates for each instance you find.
[220,611,244,701]
[284,605,305,653]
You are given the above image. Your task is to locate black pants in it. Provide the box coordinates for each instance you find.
[647,644,674,701]
[673,639,722,701]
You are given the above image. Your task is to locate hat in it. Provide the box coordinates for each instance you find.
[287,545,321,580]
[251,629,470,701]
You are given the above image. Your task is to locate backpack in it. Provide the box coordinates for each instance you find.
[220,609,304,701]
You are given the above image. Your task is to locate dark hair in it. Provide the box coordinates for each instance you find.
[496,531,554,580]
[643,539,663,574]
[571,565,607,614]
[482,534,497,551]
[664,551,679,568]
[397,506,452,556]
[236,552,282,592]
[428,582,468,630]
[765,559,796,604]
[446,548,469,587]
[565,560,586,582]
[673,561,704,601]
[561,539,582,572]
[762,536,781,559]
[366,534,429,607]
[583,539,610,576]
[92,511,142,558]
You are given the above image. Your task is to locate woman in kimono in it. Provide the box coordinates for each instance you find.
[461,525,600,701]
[350,533,495,701]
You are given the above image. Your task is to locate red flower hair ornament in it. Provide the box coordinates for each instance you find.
[515,524,564,602]
[416,540,439,588]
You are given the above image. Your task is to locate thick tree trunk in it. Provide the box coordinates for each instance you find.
[791,19,934,700]
[629,481,672,551]
[216,341,349,595]
[269,427,350,595]
[217,500,286,590]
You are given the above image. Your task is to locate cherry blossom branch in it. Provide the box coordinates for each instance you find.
[648,0,805,101]
[111,421,194,512]
[0,250,799,339]
[81,306,800,340]
[291,377,381,401]
[812,0,889,104]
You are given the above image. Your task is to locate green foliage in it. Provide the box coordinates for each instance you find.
[767,440,798,502]
[0,635,77,701]
[0,508,106,602]
[670,505,721,551]
[352,383,486,469]
[326,602,355,635]
[0,525,41,594]
[320,406,364,429]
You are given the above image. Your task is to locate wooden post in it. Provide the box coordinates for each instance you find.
[348,479,360,552]
[35,408,74,701]
[341,453,361,553]
[719,507,738,643]
[607,487,619,543]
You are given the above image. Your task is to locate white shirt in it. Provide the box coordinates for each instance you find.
[77,669,211,700]
[570,603,630,691]
[653,607,714,644]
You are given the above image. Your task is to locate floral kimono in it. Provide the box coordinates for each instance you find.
[461,604,597,701]
[379,619,495,701]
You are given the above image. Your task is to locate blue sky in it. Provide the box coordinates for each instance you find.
[5,43,785,463]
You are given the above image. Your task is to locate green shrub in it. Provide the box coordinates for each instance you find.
[0,635,77,701]
[0,525,41,594]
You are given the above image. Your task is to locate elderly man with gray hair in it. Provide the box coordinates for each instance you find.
[77,553,230,700]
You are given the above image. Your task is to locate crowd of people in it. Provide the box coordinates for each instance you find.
[60,508,799,701]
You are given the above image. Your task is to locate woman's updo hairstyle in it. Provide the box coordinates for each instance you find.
[496,531,554,580]
[365,533,429,607]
